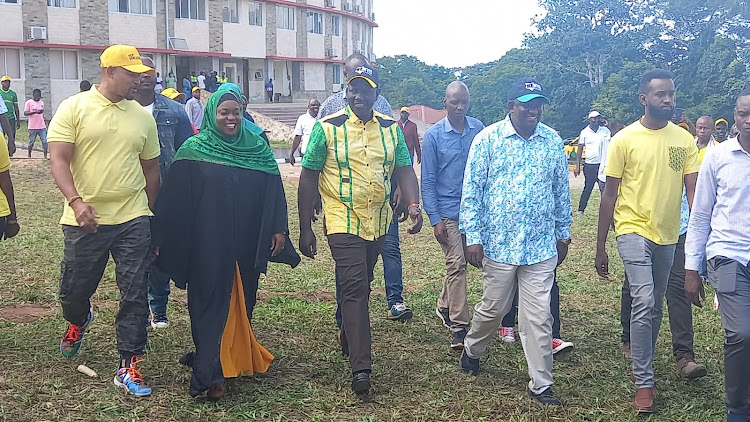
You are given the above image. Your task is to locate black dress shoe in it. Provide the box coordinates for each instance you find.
[351,372,371,394]
[528,387,561,406]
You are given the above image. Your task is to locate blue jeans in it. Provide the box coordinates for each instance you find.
[147,264,171,315]
[335,218,403,328]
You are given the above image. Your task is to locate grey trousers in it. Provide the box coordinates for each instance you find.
[616,233,676,389]
[464,255,557,394]
[709,257,750,419]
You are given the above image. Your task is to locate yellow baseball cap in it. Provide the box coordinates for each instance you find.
[715,118,728,126]
[161,88,185,102]
[99,44,153,73]
[0,76,10,82]
[192,86,200,93]
[400,106,410,113]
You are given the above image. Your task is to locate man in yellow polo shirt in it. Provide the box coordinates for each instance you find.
[297,64,423,395]
[48,44,160,398]
[595,69,699,414]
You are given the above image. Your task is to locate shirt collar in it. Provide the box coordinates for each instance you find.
[91,85,128,110]
[443,116,476,134]
[727,137,744,152]
[345,106,377,126]
[499,114,541,139]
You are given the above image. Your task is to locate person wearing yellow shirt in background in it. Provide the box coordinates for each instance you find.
[695,115,716,164]
[0,97,19,242]
[595,69,699,414]
[47,44,160,398]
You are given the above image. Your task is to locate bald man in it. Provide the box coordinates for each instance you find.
[421,81,485,349]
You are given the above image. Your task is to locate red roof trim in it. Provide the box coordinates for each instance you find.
[260,0,378,27]
[267,55,344,64]
[0,41,231,58]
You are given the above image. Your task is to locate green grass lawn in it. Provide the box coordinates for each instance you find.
[0,161,727,421]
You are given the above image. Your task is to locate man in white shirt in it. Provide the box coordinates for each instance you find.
[289,98,321,164]
[575,110,610,215]
[197,71,206,90]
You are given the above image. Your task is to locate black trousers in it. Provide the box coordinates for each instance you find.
[578,163,604,212]
[59,216,151,356]
[5,118,16,156]
[620,233,695,360]
[328,233,385,373]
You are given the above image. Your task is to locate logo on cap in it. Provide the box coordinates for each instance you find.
[524,82,542,92]
[354,66,373,78]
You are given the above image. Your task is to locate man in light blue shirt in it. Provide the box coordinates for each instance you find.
[458,78,572,406]
[421,81,484,350]
[685,88,750,422]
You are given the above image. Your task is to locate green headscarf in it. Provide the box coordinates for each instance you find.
[174,90,280,175]
[216,83,266,137]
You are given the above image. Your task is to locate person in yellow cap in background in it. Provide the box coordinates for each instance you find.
[161,87,185,103]
[47,44,160,398]
[398,106,421,164]
[715,118,730,143]
[0,76,19,157]
[185,86,204,131]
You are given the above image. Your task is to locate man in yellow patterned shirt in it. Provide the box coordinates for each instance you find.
[298,64,422,395]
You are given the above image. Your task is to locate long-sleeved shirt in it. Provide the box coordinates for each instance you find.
[460,115,572,266]
[185,97,204,130]
[685,137,750,270]
[421,116,484,226]
[398,119,421,160]
[317,90,393,119]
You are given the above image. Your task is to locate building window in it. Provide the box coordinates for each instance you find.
[356,22,362,41]
[50,50,78,80]
[276,5,294,30]
[332,64,341,85]
[0,49,21,79]
[222,0,239,23]
[331,15,340,36]
[48,0,76,7]
[248,1,262,26]
[177,0,206,20]
[307,12,322,34]
[0,0,19,3]
[108,0,153,15]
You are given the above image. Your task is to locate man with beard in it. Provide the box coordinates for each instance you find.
[47,44,160,397]
[133,56,194,329]
[595,69,698,414]
[459,78,572,406]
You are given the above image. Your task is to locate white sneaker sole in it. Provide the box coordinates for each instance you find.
[113,375,152,397]
[150,321,170,329]
[552,342,574,355]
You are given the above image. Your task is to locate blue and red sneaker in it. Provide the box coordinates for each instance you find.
[60,305,94,358]
[114,356,152,397]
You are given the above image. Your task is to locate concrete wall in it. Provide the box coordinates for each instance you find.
[79,50,102,86]
[307,33,325,59]
[22,48,49,119]
[303,62,325,91]
[247,58,266,102]
[109,13,158,47]
[173,19,210,52]
[208,0,223,52]
[276,29,297,57]
[50,80,80,115]
[79,0,109,46]
[47,7,80,45]
[0,3,23,42]
[223,23,266,58]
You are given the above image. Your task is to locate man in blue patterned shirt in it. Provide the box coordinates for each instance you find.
[458,78,572,407]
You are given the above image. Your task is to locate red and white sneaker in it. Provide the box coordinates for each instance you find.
[552,338,574,355]
[499,326,516,343]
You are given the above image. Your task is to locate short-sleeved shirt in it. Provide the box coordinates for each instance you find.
[0,124,10,217]
[47,86,160,226]
[24,99,46,130]
[0,100,6,135]
[301,107,412,241]
[579,125,610,164]
[293,111,317,154]
[605,120,699,245]
[0,88,18,120]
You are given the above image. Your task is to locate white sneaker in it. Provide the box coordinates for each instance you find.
[552,338,574,355]
[499,326,516,343]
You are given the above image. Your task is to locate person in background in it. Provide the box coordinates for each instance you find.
[218,72,228,87]
[422,81,484,349]
[595,69,698,414]
[48,44,160,397]
[289,98,321,164]
[0,76,19,157]
[197,71,206,90]
[265,79,274,103]
[186,87,204,131]
[166,71,177,90]
[297,64,423,394]
[79,80,92,92]
[206,71,217,93]
[730,123,739,139]
[574,111,610,216]
[24,89,47,159]
[398,106,421,164]
[0,96,19,242]
[694,115,716,164]
[182,75,192,101]
[686,87,750,422]
[190,72,198,87]
[154,72,163,93]
[161,88,198,135]
[715,118,729,143]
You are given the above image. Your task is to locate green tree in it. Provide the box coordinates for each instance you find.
[593,60,653,125]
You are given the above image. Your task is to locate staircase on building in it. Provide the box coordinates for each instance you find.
[247,103,310,127]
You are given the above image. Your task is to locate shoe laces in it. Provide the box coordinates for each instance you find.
[393,303,407,312]
[552,338,562,348]
[120,357,146,385]
[63,323,83,344]
[501,327,515,338]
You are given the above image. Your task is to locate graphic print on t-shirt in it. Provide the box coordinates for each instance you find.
[668,146,687,172]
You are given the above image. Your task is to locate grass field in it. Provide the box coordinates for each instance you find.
[0,160,728,421]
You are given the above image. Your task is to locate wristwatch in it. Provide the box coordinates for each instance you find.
[408,203,421,214]
[558,238,572,246]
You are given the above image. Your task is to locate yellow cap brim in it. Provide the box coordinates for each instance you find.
[121,63,155,74]
[715,118,728,126]
[192,87,200,92]
[0,77,9,82]
[348,75,377,88]
[173,93,186,101]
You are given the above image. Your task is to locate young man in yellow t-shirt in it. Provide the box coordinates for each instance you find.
[48,45,160,398]
[594,69,699,414]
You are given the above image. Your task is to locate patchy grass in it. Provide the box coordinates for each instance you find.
[0,161,727,421]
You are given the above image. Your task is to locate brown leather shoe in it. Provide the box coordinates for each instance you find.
[677,357,707,379]
[207,382,226,401]
[634,387,654,413]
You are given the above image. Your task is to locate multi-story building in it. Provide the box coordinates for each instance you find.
[0,0,376,116]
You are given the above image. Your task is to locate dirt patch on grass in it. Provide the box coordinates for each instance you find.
[0,303,56,323]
